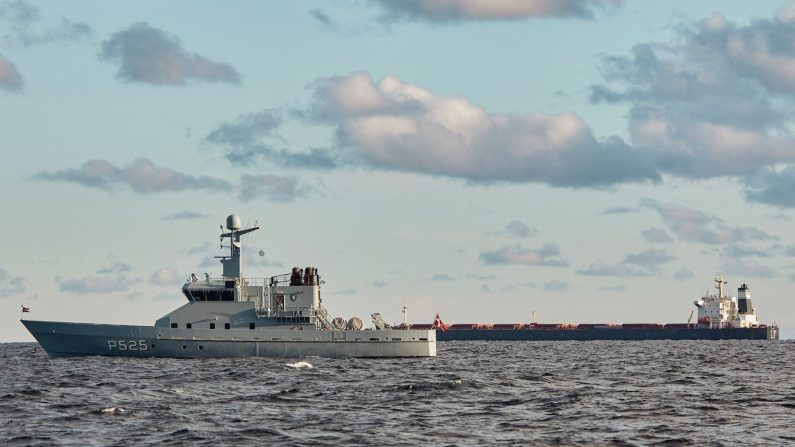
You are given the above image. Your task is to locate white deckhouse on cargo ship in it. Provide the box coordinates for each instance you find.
[22,214,436,358]
[694,274,760,329]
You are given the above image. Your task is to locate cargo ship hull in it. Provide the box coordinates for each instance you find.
[435,326,777,341]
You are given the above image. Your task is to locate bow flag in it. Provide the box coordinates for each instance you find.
[21,305,30,313]
[433,313,447,332]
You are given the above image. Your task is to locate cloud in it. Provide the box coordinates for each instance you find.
[488,220,537,238]
[577,248,674,277]
[99,22,240,85]
[59,261,138,294]
[599,206,638,215]
[623,248,675,267]
[598,284,626,292]
[163,210,210,220]
[32,158,233,194]
[743,166,795,208]
[722,244,772,258]
[309,8,375,35]
[543,280,570,291]
[59,275,132,294]
[204,109,337,169]
[504,220,537,238]
[372,0,620,22]
[96,262,133,275]
[642,227,673,243]
[149,267,180,286]
[479,243,568,266]
[306,72,658,187]
[0,0,90,47]
[372,280,387,288]
[238,174,314,203]
[0,52,22,92]
[641,199,776,244]
[590,10,795,182]
[431,273,454,281]
[0,268,26,298]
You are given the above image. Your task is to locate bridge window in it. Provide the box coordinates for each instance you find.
[222,291,234,301]
[170,323,178,328]
[210,323,215,329]
[249,323,255,330]
[186,323,192,329]
[183,290,193,301]
[225,323,231,330]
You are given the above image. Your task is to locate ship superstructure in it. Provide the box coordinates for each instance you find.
[22,214,436,358]
[693,274,759,329]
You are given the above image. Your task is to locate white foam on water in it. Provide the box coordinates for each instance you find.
[286,361,313,369]
[100,407,126,415]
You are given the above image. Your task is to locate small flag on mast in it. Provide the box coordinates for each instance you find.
[432,313,447,332]
[21,305,30,313]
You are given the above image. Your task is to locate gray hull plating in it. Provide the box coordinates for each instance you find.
[22,320,436,358]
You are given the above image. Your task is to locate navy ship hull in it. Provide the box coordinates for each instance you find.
[435,326,778,341]
[21,320,436,358]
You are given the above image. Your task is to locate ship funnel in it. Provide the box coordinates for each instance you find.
[226,214,241,231]
[738,283,753,314]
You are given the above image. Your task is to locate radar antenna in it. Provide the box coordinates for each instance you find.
[217,214,259,280]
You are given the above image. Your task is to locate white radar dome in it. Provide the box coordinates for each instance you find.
[226,214,241,231]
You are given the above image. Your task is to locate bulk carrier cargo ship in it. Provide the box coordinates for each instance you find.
[404,275,779,341]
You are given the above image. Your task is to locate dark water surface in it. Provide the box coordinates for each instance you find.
[1,341,793,446]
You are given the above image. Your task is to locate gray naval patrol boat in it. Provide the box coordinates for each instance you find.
[22,214,436,358]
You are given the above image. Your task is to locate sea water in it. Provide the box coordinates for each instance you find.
[1,340,793,446]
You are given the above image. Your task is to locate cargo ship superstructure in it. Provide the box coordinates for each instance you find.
[407,275,778,341]
[22,214,436,358]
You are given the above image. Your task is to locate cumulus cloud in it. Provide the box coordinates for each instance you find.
[0,268,26,298]
[99,22,240,85]
[0,0,90,47]
[373,0,620,22]
[479,243,568,266]
[307,72,658,187]
[641,199,776,244]
[149,267,180,286]
[163,210,210,220]
[204,109,337,169]
[0,52,22,92]
[578,248,674,277]
[591,9,795,186]
[32,158,233,194]
[642,227,673,243]
[238,174,315,203]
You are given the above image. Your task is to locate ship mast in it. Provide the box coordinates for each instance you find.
[714,273,727,298]
[218,214,259,280]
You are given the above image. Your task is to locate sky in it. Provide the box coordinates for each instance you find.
[2,0,795,341]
